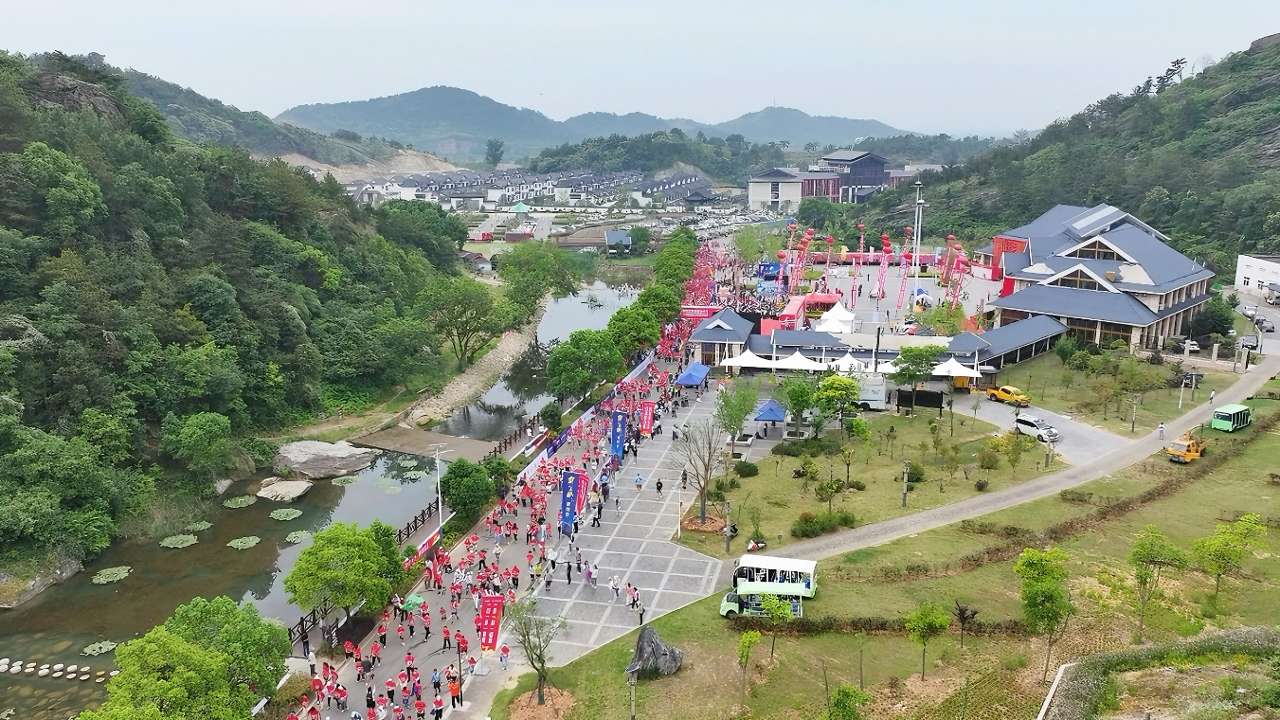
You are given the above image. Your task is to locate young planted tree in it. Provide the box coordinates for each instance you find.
[760,593,794,659]
[999,432,1036,478]
[778,377,816,437]
[904,601,951,680]
[815,374,861,434]
[846,417,871,465]
[815,475,844,513]
[890,344,947,391]
[715,379,758,458]
[1129,525,1188,642]
[849,632,869,689]
[840,446,857,485]
[1192,513,1266,597]
[952,601,979,649]
[672,418,725,522]
[1013,547,1074,682]
[506,598,565,705]
[737,629,762,699]
[940,443,962,493]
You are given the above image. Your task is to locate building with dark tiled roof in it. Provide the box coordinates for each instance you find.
[988,204,1213,349]
[747,168,839,213]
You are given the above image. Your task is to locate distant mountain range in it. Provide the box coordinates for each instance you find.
[275,86,909,161]
[118,64,456,178]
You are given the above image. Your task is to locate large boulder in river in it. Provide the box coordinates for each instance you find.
[273,441,380,480]
[256,478,314,502]
[625,626,683,679]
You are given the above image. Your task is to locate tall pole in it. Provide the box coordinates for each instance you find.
[912,180,924,302]
[435,445,445,539]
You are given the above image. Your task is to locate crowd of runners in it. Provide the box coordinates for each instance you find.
[282,237,733,720]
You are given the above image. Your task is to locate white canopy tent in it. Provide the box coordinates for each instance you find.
[931,357,983,378]
[773,350,828,372]
[872,360,899,374]
[826,352,867,373]
[820,302,857,324]
[814,317,854,334]
[719,349,776,370]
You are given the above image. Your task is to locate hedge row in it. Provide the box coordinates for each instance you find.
[729,613,1025,637]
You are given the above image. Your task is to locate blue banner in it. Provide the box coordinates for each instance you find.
[610,411,627,461]
[559,470,578,535]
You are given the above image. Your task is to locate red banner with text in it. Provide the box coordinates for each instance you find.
[478,595,504,651]
[639,400,655,437]
[575,469,589,514]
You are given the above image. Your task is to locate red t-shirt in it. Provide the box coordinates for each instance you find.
[385,678,396,691]
[415,699,427,712]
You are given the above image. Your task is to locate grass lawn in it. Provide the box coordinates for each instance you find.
[491,595,1028,720]
[994,352,1239,435]
[678,411,1065,559]
[495,387,1280,720]
[462,240,518,257]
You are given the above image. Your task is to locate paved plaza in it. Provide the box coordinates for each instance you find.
[529,387,723,663]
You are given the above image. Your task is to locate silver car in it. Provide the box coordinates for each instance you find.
[1015,415,1061,443]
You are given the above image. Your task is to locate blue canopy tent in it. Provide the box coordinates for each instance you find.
[757,262,781,277]
[675,363,710,387]
[754,399,786,422]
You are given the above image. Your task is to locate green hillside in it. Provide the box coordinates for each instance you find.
[0,51,466,571]
[123,67,408,165]
[525,128,786,184]
[823,41,1280,272]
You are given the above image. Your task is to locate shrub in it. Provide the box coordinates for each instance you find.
[849,480,866,491]
[771,437,841,456]
[1260,684,1280,709]
[540,402,563,432]
[790,510,857,538]
[977,448,1001,470]
[734,460,759,477]
[1060,489,1093,504]
[906,460,926,484]
[974,478,990,492]
[1067,350,1093,371]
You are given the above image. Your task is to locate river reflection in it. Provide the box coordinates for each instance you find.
[433,281,636,440]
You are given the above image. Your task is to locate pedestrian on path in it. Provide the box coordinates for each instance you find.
[448,678,461,708]
[609,575,620,600]
[656,479,664,496]
[634,472,643,492]
[1157,422,1166,439]
[1210,389,1216,403]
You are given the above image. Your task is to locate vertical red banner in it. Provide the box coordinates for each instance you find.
[478,595,504,651]
[575,469,589,514]
[639,400,655,437]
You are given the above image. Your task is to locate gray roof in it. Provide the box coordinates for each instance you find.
[821,150,888,164]
[990,284,1157,326]
[998,204,1212,294]
[770,329,850,350]
[949,315,1067,361]
[691,308,753,344]
[749,168,837,182]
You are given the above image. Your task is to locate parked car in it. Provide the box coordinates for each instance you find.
[1239,335,1260,350]
[986,385,1031,407]
[1243,305,1259,319]
[1182,371,1205,387]
[1257,318,1275,333]
[1014,415,1061,443]
[1174,339,1201,354]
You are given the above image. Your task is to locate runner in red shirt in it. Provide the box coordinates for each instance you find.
[414,697,427,719]
[432,694,445,719]
[307,706,320,720]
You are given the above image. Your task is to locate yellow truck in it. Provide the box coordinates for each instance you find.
[1165,433,1206,463]
[986,385,1031,408]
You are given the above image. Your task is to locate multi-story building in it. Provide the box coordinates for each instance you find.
[988,204,1214,349]
[818,150,890,201]
[746,168,839,213]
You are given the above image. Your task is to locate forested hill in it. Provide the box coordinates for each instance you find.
[525,129,787,184]
[0,51,472,570]
[38,52,457,174]
[840,39,1280,273]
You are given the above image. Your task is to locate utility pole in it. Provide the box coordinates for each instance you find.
[912,180,924,302]
[901,460,910,508]
[1130,395,1138,433]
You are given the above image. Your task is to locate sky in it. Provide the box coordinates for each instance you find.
[5,0,1279,136]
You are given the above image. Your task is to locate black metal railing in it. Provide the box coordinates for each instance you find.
[394,498,441,545]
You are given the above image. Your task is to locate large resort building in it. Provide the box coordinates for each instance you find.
[987,204,1214,349]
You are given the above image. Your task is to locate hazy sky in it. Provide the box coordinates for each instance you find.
[6,0,1278,135]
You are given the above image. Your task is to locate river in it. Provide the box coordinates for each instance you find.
[0,279,636,720]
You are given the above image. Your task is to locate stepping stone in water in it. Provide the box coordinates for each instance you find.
[52,671,62,678]
[95,677,105,683]
[53,663,63,671]
[39,663,49,670]
[37,669,48,677]
[9,666,21,674]
[67,664,78,673]
[79,674,89,681]
[109,670,119,676]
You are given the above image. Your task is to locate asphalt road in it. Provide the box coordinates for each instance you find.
[965,395,1131,465]
[775,351,1280,563]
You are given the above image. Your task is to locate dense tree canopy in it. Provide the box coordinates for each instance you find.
[526,129,785,184]
[546,329,625,400]
[0,52,467,565]
[284,522,394,612]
